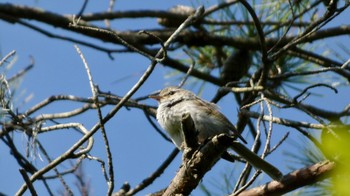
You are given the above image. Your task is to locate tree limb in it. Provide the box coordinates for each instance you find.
[0,3,349,48]
[236,160,335,196]
[163,134,231,196]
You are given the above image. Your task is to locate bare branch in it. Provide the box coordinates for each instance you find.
[36,141,73,195]
[19,169,38,196]
[270,2,350,60]
[236,161,335,196]
[238,0,267,64]
[75,45,114,195]
[163,134,230,196]
[1,4,349,50]
[178,49,196,88]
[264,90,350,120]
[16,123,93,195]
[204,0,239,17]
[0,50,16,66]
[242,110,326,129]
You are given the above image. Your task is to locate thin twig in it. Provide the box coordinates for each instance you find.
[233,170,261,196]
[0,15,117,59]
[293,83,337,102]
[203,0,239,17]
[1,133,38,174]
[267,0,296,54]
[32,103,98,122]
[261,94,273,159]
[36,141,72,196]
[269,132,289,155]
[86,154,109,179]
[269,0,323,36]
[240,97,263,110]
[8,61,34,82]
[43,158,83,180]
[178,49,196,88]
[269,66,346,80]
[341,57,350,69]
[104,0,116,28]
[264,90,350,120]
[242,110,327,129]
[74,44,114,195]
[225,86,264,93]
[76,0,89,17]
[38,123,94,158]
[138,30,167,62]
[23,94,155,121]
[19,169,38,196]
[0,50,16,66]
[234,108,262,191]
[270,1,350,60]
[203,19,309,27]
[238,0,267,64]
[69,22,166,63]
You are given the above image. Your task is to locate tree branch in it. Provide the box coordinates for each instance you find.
[0,3,349,48]
[236,160,335,196]
[162,134,231,196]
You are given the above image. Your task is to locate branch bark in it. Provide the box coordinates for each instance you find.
[236,160,335,196]
[0,3,349,48]
[162,134,231,196]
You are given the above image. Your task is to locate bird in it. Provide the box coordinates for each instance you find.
[150,86,282,181]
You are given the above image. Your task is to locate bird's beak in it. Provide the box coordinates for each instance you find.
[149,94,161,101]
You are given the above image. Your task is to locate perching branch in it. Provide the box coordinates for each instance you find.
[163,133,231,196]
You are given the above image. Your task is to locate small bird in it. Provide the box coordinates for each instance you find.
[150,86,282,181]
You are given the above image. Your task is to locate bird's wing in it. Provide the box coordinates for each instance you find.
[197,98,247,143]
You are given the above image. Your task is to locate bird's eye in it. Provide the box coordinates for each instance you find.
[168,91,175,96]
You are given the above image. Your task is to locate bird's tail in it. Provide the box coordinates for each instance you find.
[230,141,283,181]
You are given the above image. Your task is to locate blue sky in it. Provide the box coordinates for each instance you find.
[0,1,349,195]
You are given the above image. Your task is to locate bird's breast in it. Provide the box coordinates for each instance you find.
[157,104,184,149]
